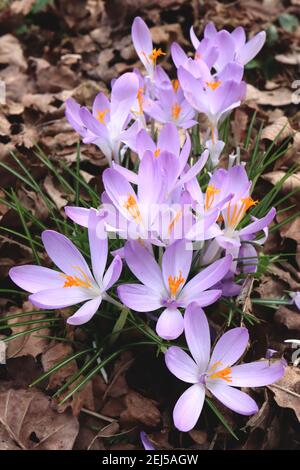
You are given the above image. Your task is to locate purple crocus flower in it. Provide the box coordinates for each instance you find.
[178,64,246,142]
[65,72,139,164]
[165,303,285,432]
[143,67,196,129]
[190,23,266,70]
[291,292,300,310]
[9,210,122,325]
[132,16,166,80]
[117,239,231,340]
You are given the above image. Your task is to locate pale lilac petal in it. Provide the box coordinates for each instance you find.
[209,327,249,368]
[156,308,184,340]
[64,206,90,228]
[88,209,108,284]
[110,72,139,131]
[178,150,209,186]
[92,92,110,122]
[180,255,231,299]
[165,346,199,383]
[103,168,137,221]
[67,297,102,325]
[102,255,122,290]
[182,289,221,307]
[236,31,266,65]
[239,243,258,274]
[157,123,180,156]
[111,162,138,185]
[29,287,93,309]
[207,383,258,415]
[173,384,205,432]
[132,17,153,72]
[230,360,285,387]
[124,241,163,292]
[9,265,62,293]
[231,26,246,50]
[239,207,276,237]
[41,230,93,279]
[117,284,161,312]
[189,27,200,50]
[184,303,210,371]
[136,128,156,158]
[162,239,192,294]
[171,42,188,68]
[140,432,155,451]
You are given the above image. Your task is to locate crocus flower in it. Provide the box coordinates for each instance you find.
[190,23,266,70]
[66,72,139,164]
[9,210,122,325]
[117,239,232,340]
[143,67,196,129]
[178,64,246,141]
[132,16,166,80]
[165,303,285,432]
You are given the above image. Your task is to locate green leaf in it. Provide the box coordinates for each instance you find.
[206,397,239,440]
[278,13,299,33]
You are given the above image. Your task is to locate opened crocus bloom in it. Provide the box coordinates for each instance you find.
[132,16,166,80]
[117,239,231,339]
[9,210,122,325]
[165,303,285,432]
[65,72,139,165]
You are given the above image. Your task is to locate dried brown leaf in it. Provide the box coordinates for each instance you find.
[269,366,300,421]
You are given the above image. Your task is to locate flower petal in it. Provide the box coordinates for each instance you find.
[209,327,249,368]
[156,308,184,340]
[67,297,102,325]
[29,287,93,309]
[9,265,62,293]
[165,346,199,383]
[117,284,161,312]
[180,255,231,299]
[173,384,205,432]
[88,209,108,285]
[64,206,90,228]
[162,239,192,294]
[132,16,153,71]
[41,230,93,279]
[184,303,211,371]
[102,255,122,290]
[124,240,163,292]
[207,382,258,415]
[230,360,285,387]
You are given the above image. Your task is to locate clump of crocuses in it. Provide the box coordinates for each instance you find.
[9,15,285,439]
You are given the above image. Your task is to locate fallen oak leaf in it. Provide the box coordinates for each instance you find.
[0,388,79,449]
[268,366,300,422]
[261,116,294,144]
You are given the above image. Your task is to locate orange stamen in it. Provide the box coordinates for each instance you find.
[172,103,181,120]
[172,79,179,93]
[227,196,258,228]
[137,87,144,114]
[206,80,222,91]
[208,361,232,383]
[168,210,182,235]
[168,271,185,297]
[205,185,220,210]
[61,267,92,289]
[123,194,142,223]
[149,48,166,66]
[97,108,109,124]
[154,148,161,158]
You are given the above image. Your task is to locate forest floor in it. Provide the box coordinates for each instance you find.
[0,0,300,450]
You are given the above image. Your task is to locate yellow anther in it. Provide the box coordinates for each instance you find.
[97,108,109,124]
[205,185,220,210]
[172,103,181,120]
[206,80,222,91]
[149,48,166,65]
[208,361,232,383]
[154,148,161,158]
[123,194,142,223]
[61,267,92,289]
[172,79,179,93]
[137,87,144,115]
[227,196,258,228]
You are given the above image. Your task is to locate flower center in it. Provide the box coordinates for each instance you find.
[172,103,181,120]
[208,361,232,383]
[123,194,142,223]
[97,109,109,124]
[168,271,185,298]
[172,79,179,92]
[226,196,258,228]
[154,148,161,158]
[205,185,220,210]
[61,267,92,289]
[206,80,222,91]
[137,87,144,114]
[148,48,166,65]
